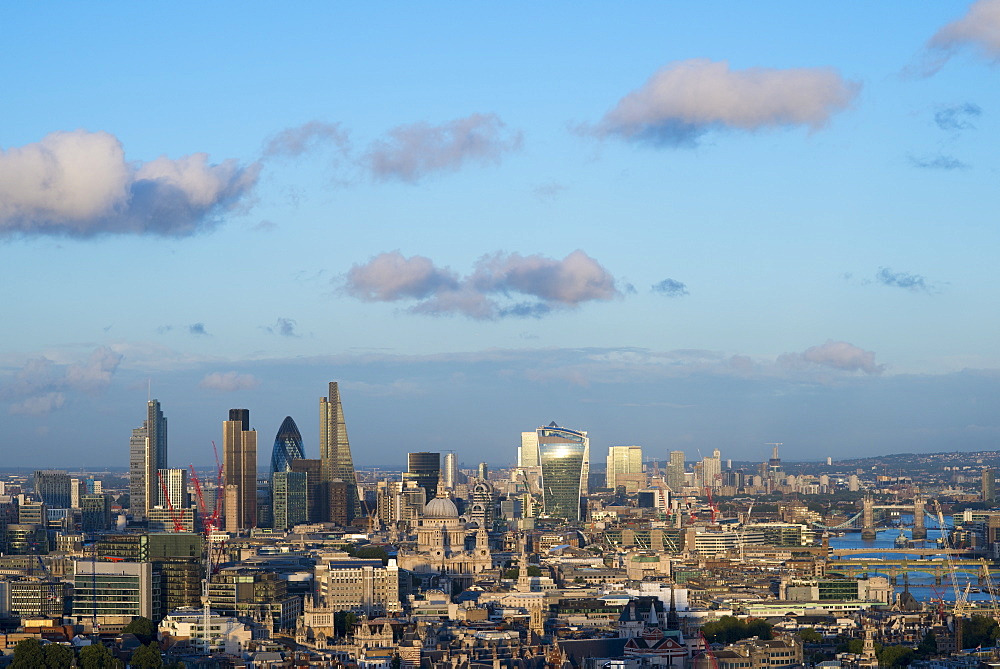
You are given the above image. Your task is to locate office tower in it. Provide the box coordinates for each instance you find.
[404,452,441,501]
[319,382,360,524]
[478,462,489,481]
[80,494,113,532]
[537,423,587,522]
[666,450,685,491]
[442,451,457,490]
[33,470,71,508]
[157,468,189,509]
[129,399,168,520]
[519,432,539,467]
[984,467,996,503]
[272,471,308,530]
[703,449,722,489]
[606,445,643,489]
[270,416,305,476]
[223,409,257,531]
[290,458,324,523]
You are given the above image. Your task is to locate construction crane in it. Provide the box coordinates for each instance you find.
[934,499,966,616]
[980,558,1000,623]
[157,470,186,533]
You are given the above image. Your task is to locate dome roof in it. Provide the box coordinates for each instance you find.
[424,495,459,519]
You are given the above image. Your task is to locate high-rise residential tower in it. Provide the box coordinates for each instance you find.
[537,423,587,522]
[984,467,996,503]
[223,409,257,531]
[319,382,360,524]
[270,416,305,476]
[702,449,722,489]
[606,445,643,489]
[128,399,168,519]
[404,452,441,501]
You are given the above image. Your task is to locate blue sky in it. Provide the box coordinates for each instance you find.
[2,2,999,468]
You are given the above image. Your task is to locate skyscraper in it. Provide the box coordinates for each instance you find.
[223,409,257,531]
[537,423,587,522]
[519,432,539,467]
[270,416,305,476]
[666,450,685,491]
[442,451,457,490]
[157,468,189,509]
[129,399,167,520]
[702,448,722,489]
[984,467,996,503]
[319,382,360,524]
[404,452,441,501]
[606,445,643,489]
[272,471,308,530]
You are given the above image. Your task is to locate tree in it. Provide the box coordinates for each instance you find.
[79,643,116,669]
[877,644,914,667]
[798,628,823,644]
[11,638,45,669]
[962,614,999,650]
[333,610,357,638]
[916,630,938,658]
[44,643,75,669]
[122,616,156,643]
[701,616,773,644]
[354,545,390,565]
[130,642,164,669]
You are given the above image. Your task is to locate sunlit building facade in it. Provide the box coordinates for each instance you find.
[537,423,587,522]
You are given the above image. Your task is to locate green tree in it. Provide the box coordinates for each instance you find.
[701,616,773,644]
[79,642,116,669]
[962,614,1000,650]
[122,616,156,643]
[44,643,75,669]
[798,628,823,644]
[130,642,164,669]
[916,630,938,658]
[354,545,391,565]
[333,610,357,638]
[877,644,914,667]
[11,638,45,669]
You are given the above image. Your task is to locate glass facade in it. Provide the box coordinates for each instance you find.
[404,452,440,501]
[270,416,305,476]
[538,429,586,522]
[272,471,308,530]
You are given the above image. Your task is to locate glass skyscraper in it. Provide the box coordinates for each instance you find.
[270,416,305,476]
[319,382,361,524]
[537,423,587,522]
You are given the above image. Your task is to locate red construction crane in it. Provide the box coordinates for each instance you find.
[157,470,186,533]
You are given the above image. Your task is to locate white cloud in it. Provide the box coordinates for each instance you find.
[263,120,350,158]
[199,371,261,392]
[343,250,621,319]
[0,130,259,237]
[0,346,122,414]
[779,340,884,375]
[591,59,860,146]
[364,114,522,182]
[927,0,1000,72]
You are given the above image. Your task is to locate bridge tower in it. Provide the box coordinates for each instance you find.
[862,496,877,540]
[912,495,926,540]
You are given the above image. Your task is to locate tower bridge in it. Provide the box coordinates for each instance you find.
[812,496,933,540]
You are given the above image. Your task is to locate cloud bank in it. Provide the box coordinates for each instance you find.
[1,346,123,414]
[926,0,1000,73]
[344,250,620,319]
[0,130,260,237]
[364,114,522,182]
[778,340,885,375]
[199,371,260,392]
[590,59,860,147]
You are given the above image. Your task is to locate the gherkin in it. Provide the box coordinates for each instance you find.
[270,416,305,476]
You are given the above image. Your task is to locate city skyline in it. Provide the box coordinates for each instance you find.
[3,3,1000,466]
